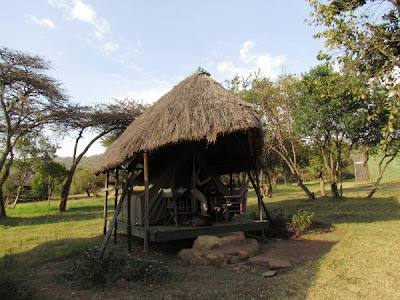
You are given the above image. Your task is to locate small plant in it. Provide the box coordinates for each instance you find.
[287,210,314,238]
[66,246,170,287]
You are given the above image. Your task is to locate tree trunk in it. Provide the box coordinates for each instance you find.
[85,188,91,197]
[331,182,339,198]
[60,163,78,211]
[296,175,315,200]
[320,176,327,197]
[12,189,21,209]
[0,189,6,218]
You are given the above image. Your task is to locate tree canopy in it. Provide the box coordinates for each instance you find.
[0,47,69,217]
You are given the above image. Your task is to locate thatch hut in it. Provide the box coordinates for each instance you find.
[95,68,268,253]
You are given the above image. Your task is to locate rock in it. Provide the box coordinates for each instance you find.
[193,235,222,249]
[178,232,261,266]
[192,232,246,249]
[238,251,250,260]
[262,270,277,277]
[228,255,242,264]
[248,256,271,267]
[249,256,292,269]
[206,252,225,265]
[265,258,292,269]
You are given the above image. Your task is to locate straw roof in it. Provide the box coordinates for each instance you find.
[94,70,261,174]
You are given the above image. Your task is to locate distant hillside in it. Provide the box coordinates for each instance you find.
[54,154,102,170]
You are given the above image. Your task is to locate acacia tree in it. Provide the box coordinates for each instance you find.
[10,134,57,207]
[308,0,400,196]
[59,99,146,211]
[227,73,315,200]
[294,63,371,197]
[0,47,68,218]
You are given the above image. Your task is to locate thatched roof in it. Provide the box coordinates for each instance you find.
[94,70,261,174]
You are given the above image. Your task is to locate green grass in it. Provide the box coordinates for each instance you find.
[1,181,400,299]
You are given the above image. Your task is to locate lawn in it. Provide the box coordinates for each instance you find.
[1,179,399,299]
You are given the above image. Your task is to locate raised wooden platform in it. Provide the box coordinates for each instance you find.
[117,220,269,242]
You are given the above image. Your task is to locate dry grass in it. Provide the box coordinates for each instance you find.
[1,180,399,299]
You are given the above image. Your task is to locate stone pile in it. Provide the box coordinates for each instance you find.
[178,232,293,277]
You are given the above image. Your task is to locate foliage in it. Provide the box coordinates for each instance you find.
[294,63,372,197]
[290,210,314,236]
[0,273,35,300]
[31,161,67,198]
[71,166,105,195]
[59,98,147,211]
[227,72,315,200]
[308,0,400,196]
[264,209,293,239]
[0,47,70,217]
[67,246,170,287]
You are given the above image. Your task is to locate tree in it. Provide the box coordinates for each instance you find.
[10,134,57,207]
[71,166,105,197]
[32,161,67,203]
[308,0,400,196]
[227,72,316,200]
[294,63,371,197]
[59,99,147,211]
[0,47,68,218]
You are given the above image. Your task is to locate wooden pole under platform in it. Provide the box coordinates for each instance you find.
[143,152,150,255]
[103,171,109,235]
[99,170,135,259]
[114,168,119,244]
[127,171,133,252]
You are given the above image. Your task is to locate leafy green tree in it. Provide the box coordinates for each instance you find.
[294,63,371,197]
[227,72,315,200]
[32,161,67,203]
[0,47,69,217]
[71,166,105,197]
[308,0,400,196]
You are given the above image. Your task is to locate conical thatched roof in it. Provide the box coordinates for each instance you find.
[94,70,261,174]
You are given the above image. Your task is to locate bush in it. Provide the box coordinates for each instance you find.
[265,209,314,239]
[0,274,35,300]
[288,210,314,238]
[66,246,170,288]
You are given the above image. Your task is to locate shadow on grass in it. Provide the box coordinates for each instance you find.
[0,205,104,227]
[0,226,340,299]
[263,182,400,226]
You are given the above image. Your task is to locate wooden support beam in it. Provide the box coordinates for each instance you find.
[114,168,119,244]
[103,171,109,235]
[127,178,133,252]
[247,170,273,223]
[99,170,135,259]
[143,152,150,255]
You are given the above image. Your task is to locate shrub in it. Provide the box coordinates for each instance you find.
[288,210,314,238]
[66,246,170,288]
[0,274,35,300]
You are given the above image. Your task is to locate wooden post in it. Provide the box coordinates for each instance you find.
[103,171,109,235]
[191,154,196,213]
[247,171,273,223]
[114,168,119,244]
[127,174,133,252]
[255,166,263,221]
[143,152,150,255]
[99,170,135,259]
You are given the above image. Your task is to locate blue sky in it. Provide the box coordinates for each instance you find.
[2,0,325,156]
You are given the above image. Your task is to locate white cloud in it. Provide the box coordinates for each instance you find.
[101,42,119,55]
[48,0,110,40]
[27,15,56,29]
[217,40,287,79]
[70,0,110,39]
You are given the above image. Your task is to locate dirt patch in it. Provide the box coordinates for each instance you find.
[32,232,337,299]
